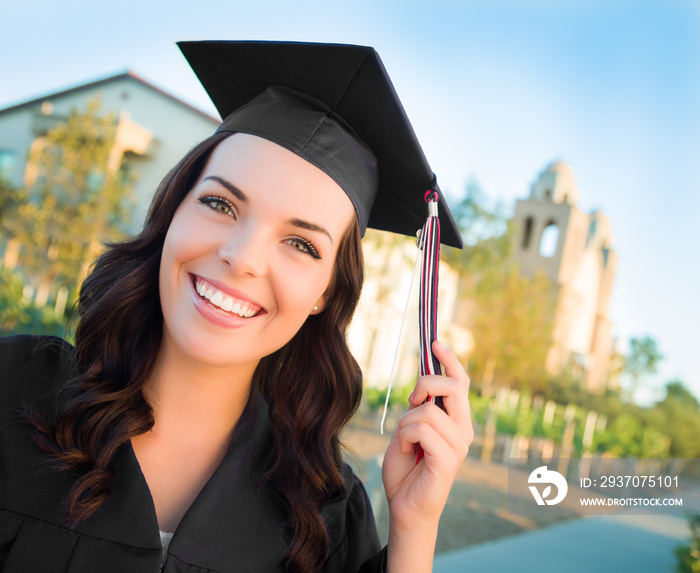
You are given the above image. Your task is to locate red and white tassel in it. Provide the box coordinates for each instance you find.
[415,190,444,462]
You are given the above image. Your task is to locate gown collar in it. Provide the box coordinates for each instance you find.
[74,392,287,570]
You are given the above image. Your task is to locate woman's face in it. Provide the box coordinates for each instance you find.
[159,133,355,373]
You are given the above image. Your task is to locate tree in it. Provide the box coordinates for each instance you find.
[441,177,512,274]
[468,264,556,392]
[664,379,700,410]
[442,178,557,392]
[0,265,65,337]
[622,335,664,400]
[652,379,700,458]
[2,97,134,315]
[675,515,700,573]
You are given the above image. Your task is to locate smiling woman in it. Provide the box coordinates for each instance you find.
[158,134,354,374]
[0,41,472,573]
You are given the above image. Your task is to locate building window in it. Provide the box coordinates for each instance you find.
[0,149,17,182]
[522,216,534,249]
[539,221,559,258]
[586,219,597,247]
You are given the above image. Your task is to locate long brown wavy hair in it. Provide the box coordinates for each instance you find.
[28,131,365,573]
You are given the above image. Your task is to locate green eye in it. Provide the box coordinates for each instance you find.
[288,237,321,260]
[198,195,236,219]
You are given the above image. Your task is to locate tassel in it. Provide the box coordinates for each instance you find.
[415,189,444,462]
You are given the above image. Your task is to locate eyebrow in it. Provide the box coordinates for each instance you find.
[202,175,333,244]
[288,218,334,244]
[202,176,248,203]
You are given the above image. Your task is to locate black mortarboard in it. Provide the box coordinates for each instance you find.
[178,40,463,249]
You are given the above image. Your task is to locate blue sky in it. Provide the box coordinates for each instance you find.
[2,0,699,402]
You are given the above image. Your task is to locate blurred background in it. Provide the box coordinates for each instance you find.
[1,1,699,571]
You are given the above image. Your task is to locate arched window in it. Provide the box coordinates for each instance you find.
[522,216,533,249]
[539,221,559,257]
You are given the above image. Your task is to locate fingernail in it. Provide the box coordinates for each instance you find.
[408,391,415,403]
[435,340,446,350]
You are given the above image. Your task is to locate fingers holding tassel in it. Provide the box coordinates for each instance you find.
[409,341,473,442]
[382,340,473,525]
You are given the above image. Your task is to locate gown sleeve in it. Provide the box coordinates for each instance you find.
[322,465,387,573]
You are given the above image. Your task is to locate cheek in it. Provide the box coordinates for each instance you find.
[159,218,204,305]
[272,259,335,319]
[161,212,218,276]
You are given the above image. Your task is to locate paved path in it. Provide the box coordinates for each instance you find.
[434,513,690,573]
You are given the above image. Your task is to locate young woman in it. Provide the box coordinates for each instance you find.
[0,42,473,573]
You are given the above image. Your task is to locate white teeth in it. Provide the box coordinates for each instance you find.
[195,278,260,318]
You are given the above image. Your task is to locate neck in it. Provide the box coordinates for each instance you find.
[142,335,258,447]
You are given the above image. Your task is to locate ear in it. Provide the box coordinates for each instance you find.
[311,294,327,315]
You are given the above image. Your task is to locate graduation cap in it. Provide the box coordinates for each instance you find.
[177,40,463,249]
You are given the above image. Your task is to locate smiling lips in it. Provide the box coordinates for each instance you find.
[193,276,264,318]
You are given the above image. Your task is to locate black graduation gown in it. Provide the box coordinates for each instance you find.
[0,335,387,572]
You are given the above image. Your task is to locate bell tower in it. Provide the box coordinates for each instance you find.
[511,161,618,391]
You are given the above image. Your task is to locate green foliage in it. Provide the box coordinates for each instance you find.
[467,392,490,426]
[468,264,556,392]
[653,380,700,458]
[2,97,134,308]
[536,412,566,442]
[675,515,700,573]
[666,380,700,410]
[593,413,660,457]
[622,335,664,399]
[441,177,512,275]
[363,383,413,411]
[542,370,684,458]
[469,374,699,458]
[536,375,700,458]
[0,178,24,219]
[0,265,67,337]
[545,371,623,418]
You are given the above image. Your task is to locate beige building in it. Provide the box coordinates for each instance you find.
[348,233,471,391]
[0,71,220,235]
[511,160,618,391]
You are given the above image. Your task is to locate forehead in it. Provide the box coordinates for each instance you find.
[200,134,355,231]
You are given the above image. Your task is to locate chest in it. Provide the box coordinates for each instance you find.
[130,435,229,532]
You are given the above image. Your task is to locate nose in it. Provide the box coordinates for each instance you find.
[218,223,269,278]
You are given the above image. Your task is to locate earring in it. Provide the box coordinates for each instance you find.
[313,306,319,312]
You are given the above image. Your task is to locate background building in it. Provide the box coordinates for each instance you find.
[511,160,618,391]
[0,73,618,393]
[0,72,220,235]
[348,233,470,392]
